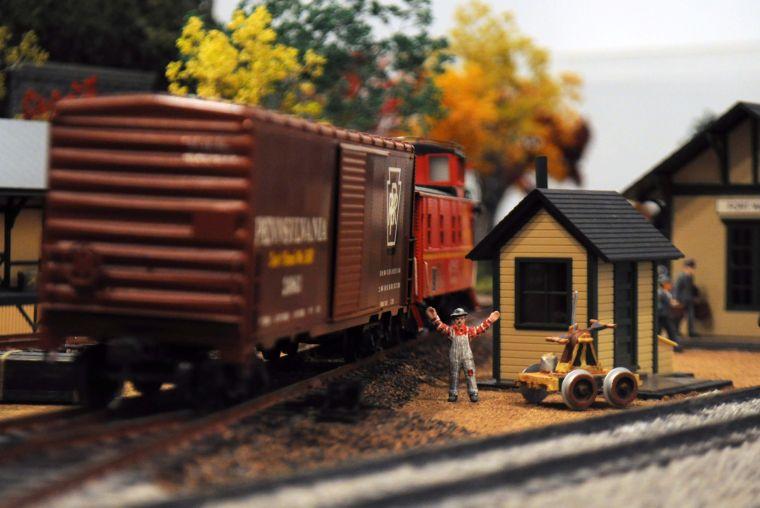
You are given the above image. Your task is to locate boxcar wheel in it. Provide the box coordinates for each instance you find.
[560,369,597,410]
[519,363,548,404]
[603,367,638,408]
[358,327,381,358]
[343,330,358,363]
[134,381,162,397]
[284,341,299,358]
[76,345,121,408]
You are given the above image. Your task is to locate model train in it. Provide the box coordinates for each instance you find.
[38,94,477,407]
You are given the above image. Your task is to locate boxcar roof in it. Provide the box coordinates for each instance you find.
[53,94,414,153]
[468,188,683,262]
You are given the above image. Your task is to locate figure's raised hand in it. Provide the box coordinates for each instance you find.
[426,307,438,320]
[488,310,500,323]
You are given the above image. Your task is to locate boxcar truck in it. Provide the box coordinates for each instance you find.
[38,94,415,407]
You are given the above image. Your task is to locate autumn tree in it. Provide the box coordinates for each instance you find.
[166,7,325,118]
[422,1,590,229]
[0,26,48,101]
[245,0,448,133]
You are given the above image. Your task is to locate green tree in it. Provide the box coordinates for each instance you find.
[244,0,448,133]
[0,0,212,72]
[0,27,48,101]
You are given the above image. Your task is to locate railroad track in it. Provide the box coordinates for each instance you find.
[159,386,760,508]
[0,331,437,508]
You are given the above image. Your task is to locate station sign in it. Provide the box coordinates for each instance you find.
[716,198,760,218]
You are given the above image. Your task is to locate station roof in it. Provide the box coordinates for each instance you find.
[468,188,683,262]
[0,119,48,195]
[623,101,760,201]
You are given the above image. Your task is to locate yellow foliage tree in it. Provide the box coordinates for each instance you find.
[421,1,590,225]
[0,27,48,101]
[166,7,326,117]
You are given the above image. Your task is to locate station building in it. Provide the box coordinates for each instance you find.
[624,102,760,339]
[0,119,46,335]
[468,162,682,383]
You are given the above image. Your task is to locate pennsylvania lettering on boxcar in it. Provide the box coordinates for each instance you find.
[254,216,328,247]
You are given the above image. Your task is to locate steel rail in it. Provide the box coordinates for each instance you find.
[0,331,437,508]
[156,386,760,508]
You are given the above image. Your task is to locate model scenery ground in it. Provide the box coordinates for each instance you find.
[2,324,758,507]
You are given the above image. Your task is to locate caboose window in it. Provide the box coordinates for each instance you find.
[429,156,450,182]
[439,214,445,244]
[515,258,571,330]
[426,213,432,245]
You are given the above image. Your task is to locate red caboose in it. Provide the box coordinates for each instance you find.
[409,139,478,327]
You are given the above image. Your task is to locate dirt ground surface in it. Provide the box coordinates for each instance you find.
[2,326,759,498]
[0,403,64,421]
[673,349,760,388]
[401,338,760,437]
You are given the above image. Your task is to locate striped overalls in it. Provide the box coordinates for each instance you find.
[432,317,492,397]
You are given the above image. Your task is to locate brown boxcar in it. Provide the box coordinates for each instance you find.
[38,94,415,403]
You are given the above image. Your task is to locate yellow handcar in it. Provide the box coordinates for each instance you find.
[517,291,640,410]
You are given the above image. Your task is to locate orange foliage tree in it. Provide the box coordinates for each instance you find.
[419,1,590,228]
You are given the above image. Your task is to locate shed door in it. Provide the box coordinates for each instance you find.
[614,262,637,369]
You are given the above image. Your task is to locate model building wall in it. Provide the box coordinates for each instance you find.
[673,195,756,338]
[658,337,674,374]
[728,120,753,184]
[597,261,614,368]
[637,261,654,373]
[0,208,42,335]
[497,210,588,381]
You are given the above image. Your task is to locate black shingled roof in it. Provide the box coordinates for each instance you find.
[467,188,683,262]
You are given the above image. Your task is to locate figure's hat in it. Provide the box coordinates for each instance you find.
[450,308,468,318]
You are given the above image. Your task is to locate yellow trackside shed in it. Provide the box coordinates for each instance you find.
[468,183,683,384]
[625,102,760,340]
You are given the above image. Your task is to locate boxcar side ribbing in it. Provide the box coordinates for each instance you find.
[39,94,415,370]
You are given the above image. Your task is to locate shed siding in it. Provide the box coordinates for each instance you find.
[728,119,753,184]
[597,261,614,368]
[498,210,587,381]
[658,339,675,374]
[672,195,757,337]
[637,261,654,373]
[671,148,721,184]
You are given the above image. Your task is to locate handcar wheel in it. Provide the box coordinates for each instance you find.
[519,363,547,404]
[560,369,597,410]
[603,367,638,408]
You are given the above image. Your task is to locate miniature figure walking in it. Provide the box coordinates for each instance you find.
[675,259,698,337]
[657,274,681,350]
[426,307,500,403]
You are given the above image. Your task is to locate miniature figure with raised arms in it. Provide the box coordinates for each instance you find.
[426,306,500,403]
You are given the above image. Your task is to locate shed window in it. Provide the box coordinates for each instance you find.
[726,222,760,309]
[515,258,571,329]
